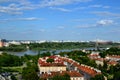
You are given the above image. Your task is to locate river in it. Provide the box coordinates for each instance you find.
[5,47,107,56]
[7,49,75,56]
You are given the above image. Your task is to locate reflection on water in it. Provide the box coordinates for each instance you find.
[7,47,107,56]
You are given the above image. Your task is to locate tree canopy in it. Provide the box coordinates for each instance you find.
[49,73,70,80]
[0,53,22,67]
[46,58,54,63]
[90,74,104,80]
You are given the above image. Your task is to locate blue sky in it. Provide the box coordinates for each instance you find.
[0,0,120,41]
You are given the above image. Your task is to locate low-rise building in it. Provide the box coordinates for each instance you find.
[38,56,66,74]
[63,57,101,80]
[41,71,84,80]
[38,55,102,80]
[95,58,104,66]
[106,55,120,61]
[107,61,118,66]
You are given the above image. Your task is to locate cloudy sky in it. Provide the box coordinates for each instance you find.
[0,0,120,41]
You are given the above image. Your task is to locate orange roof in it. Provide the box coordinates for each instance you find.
[107,61,118,65]
[62,57,101,77]
[40,63,65,67]
[38,56,65,67]
[38,56,101,77]
[94,58,104,61]
[107,55,120,58]
[41,71,83,79]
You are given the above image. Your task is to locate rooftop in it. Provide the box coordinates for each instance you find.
[38,56,101,77]
[38,55,65,67]
[62,57,101,77]
[107,55,120,58]
[107,61,118,65]
[41,71,83,79]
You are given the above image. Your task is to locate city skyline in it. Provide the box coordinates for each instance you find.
[0,0,120,41]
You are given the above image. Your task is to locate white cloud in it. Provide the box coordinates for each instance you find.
[97,19,113,26]
[0,0,30,5]
[17,17,39,21]
[75,19,114,28]
[49,7,71,12]
[103,6,110,9]
[73,5,110,11]
[0,0,17,3]
[92,11,120,17]
[0,0,37,15]
[40,0,92,7]
[57,26,65,29]
[0,3,38,15]
[89,5,102,8]
[89,5,110,8]
[0,0,92,15]
[0,4,23,15]
[0,17,40,22]
[76,24,96,28]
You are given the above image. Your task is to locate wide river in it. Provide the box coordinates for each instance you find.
[7,49,76,56]
[6,47,107,56]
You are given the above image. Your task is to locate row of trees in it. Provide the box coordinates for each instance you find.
[0,44,27,52]
[29,42,96,50]
[99,47,120,58]
[29,42,120,51]
[0,47,26,52]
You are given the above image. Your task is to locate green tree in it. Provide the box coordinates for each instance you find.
[99,52,106,58]
[0,53,22,67]
[113,71,120,80]
[106,47,120,55]
[46,58,54,63]
[41,52,51,57]
[11,75,17,80]
[22,67,39,80]
[90,74,104,80]
[108,65,114,74]
[49,73,70,80]
[103,61,107,71]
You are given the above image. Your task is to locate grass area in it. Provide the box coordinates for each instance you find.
[2,66,23,73]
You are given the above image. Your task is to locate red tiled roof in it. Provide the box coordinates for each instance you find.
[62,57,101,77]
[107,61,118,65]
[94,58,104,61]
[38,56,101,77]
[41,71,83,79]
[77,65,97,76]
[38,56,65,67]
[107,55,120,58]
[40,63,65,67]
